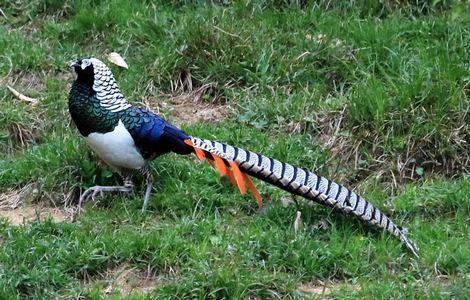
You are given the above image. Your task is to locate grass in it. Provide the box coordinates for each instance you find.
[0,0,469,298]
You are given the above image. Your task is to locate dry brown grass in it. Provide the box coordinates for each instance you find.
[307,107,469,190]
[135,70,232,127]
[89,263,179,296]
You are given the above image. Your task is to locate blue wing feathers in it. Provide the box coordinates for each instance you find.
[121,107,192,159]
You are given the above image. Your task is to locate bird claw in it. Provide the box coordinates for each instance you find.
[90,188,104,202]
[79,186,103,205]
[72,187,98,220]
[75,185,133,217]
[76,186,108,216]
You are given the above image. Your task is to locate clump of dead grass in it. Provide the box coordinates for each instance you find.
[135,70,232,127]
[170,69,220,103]
[0,183,72,225]
[89,263,179,297]
[0,183,38,209]
[307,107,469,190]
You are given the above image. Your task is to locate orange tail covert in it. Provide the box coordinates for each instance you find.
[184,138,263,206]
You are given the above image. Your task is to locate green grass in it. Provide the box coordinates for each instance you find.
[0,0,469,298]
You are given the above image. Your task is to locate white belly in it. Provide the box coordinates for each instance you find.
[84,120,145,170]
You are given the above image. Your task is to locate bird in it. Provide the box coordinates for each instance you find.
[68,57,418,256]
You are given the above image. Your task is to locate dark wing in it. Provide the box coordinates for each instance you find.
[120,107,192,159]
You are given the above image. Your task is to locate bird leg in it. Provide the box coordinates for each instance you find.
[140,167,154,213]
[77,175,134,212]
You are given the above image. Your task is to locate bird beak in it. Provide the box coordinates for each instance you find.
[69,59,80,68]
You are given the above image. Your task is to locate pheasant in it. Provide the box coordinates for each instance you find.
[68,57,418,256]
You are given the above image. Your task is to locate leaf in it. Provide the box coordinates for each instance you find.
[107,52,128,69]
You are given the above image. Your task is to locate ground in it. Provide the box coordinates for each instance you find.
[0,1,469,299]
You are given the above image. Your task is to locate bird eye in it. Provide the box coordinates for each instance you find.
[81,59,91,69]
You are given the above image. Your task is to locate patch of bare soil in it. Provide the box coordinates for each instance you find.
[0,185,71,225]
[168,102,230,127]
[164,70,230,126]
[138,91,230,127]
[297,283,332,298]
[135,70,231,126]
[0,206,69,225]
[98,264,176,296]
[296,281,360,299]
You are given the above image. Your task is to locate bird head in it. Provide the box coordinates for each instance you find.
[70,57,112,86]
[69,57,130,111]
[70,58,94,84]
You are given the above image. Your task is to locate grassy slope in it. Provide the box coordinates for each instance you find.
[0,1,469,298]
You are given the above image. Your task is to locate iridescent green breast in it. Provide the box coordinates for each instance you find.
[68,81,120,136]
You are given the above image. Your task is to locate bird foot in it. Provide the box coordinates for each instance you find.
[76,185,132,214]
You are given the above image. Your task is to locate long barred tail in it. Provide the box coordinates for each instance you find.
[184,137,419,257]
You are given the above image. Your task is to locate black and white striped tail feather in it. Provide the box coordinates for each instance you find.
[190,137,419,257]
